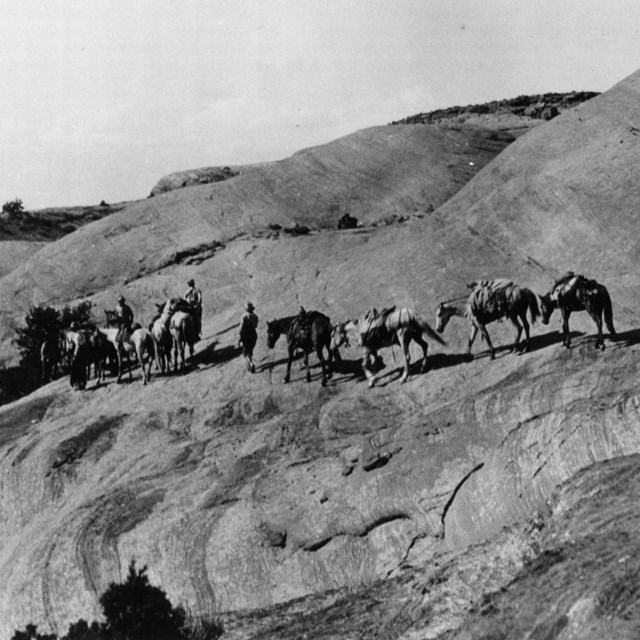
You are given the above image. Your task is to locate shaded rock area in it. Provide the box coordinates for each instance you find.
[0,71,639,640]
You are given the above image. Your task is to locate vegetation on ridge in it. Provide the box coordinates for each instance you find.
[391,91,599,125]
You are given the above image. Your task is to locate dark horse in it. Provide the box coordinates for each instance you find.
[266,310,338,386]
[539,273,616,350]
[436,280,540,360]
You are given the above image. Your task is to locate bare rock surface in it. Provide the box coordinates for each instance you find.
[0,72,639,639]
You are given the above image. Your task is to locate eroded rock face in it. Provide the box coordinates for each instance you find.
[0,318,638,638]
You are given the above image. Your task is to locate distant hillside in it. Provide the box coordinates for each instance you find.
[0,122,516,362]
[0,201,134,242]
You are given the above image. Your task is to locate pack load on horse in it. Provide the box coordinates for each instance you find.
[539,271,616,350]
[333,306,446,388]
[266,307,339,386]
[436,279,540,360]
[238,302,259,373]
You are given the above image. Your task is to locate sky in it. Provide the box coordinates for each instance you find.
[1,0,640,209]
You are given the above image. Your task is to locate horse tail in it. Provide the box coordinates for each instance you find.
[527,289,540,324]
[603,287,616,336]
[415,314,447,346]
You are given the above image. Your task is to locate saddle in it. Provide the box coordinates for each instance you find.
[359,306,395,346]
[551,272,599,301]
[470,280,513,318]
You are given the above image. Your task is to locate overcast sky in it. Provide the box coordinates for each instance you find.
[2,0,639,209]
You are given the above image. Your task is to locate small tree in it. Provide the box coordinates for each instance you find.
[11,559,223,640]
[99,561,187,640]
[14,305,61,370]
[2,198,24,218]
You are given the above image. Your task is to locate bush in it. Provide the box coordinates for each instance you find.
[0,301,95,405]
[11,560,223,640]
[99,561,187,639]
[2,198,24,218]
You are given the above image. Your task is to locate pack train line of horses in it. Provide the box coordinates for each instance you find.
[45,272,617,391]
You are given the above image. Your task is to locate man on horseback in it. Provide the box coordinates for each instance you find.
[239,302,259,373]
[114,295,134,348]
[185,279,203,341]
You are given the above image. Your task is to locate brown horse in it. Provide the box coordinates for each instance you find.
[331,307,446,387]
[266,310,337,386]
[436,281,540,359]
[539,273,616,350]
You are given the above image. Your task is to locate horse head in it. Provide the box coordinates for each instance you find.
[435,303,455,333]
[330,322,350,350]
[266,320,280,349]
[539,293,554,325]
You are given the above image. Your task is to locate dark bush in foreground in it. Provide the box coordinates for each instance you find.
[11,560,223,640]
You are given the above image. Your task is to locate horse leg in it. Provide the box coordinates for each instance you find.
[478,324,495,359]
[561,309,571,348]
[304,352,312,383]
[316,346,327,386]
[413,332,429,373]
[467,325,479,359]
[520,315,530,352]
[510,315,523,352]
[590,307,605,350]
[362,348,378,388]
[400,336,411,383]
[284,346,293,383]
[116,349,124,382]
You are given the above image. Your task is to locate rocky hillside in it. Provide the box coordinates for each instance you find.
[0,71,639,640]
[0,123,515,365]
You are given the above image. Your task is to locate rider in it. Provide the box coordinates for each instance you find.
[114,295,134,345]
[184,279,203,341]
[238,302,259,373]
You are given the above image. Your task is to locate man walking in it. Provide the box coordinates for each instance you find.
[239,302,258,373]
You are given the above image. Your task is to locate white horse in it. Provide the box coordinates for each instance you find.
[150,302,173,373]
[99,312,155,385]
[331,307,445,387]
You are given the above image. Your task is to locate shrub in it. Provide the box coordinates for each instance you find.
[2,198,24,218]
[11,560,223,640]
[99,561,187,639]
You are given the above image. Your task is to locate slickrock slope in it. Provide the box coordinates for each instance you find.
[1,71,640,639]
[0,123,512,364]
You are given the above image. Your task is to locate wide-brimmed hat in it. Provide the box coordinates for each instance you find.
[187,279,195,286]
[245,301,255,311]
